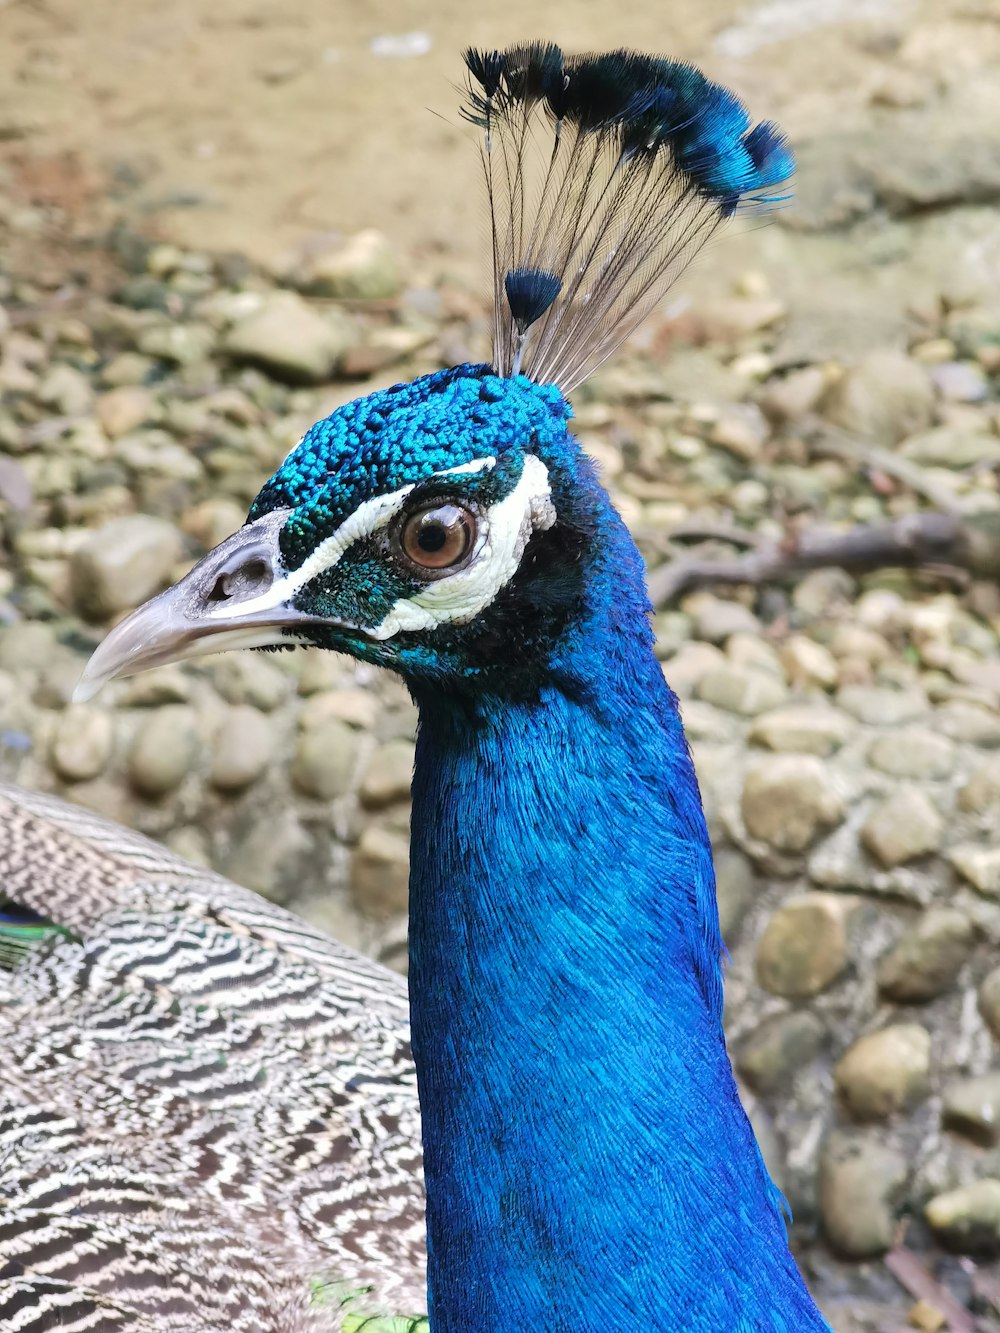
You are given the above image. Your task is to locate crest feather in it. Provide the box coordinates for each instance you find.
[463,42,794,390]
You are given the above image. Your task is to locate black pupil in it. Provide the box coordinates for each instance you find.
[418,521,448,553]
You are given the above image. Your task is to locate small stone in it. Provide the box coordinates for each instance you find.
[127,706,199,797]
[69,515,183,620]
[877,909,975,1003]
[359,739,414,809]
[779,635,839,689]
[979,968,1000,1040]
[707,403,769,461]
[759,366,826,422]
[929,361,989,403]
[181,497,245,551]
[98,351,156,387]
[698,296,787,340]
[137,321,215,366]
[829,623,892,665]
[661,641,727,697]
[291,719,360,800]
[714,846,758,940]
[959,758,1000,814]
[749,705,853,757]
[907,1300,947,1333]
[742,756,845,853]
[299,229,400,300]
[350,823,410,917]
[697,665,787,716]
[96,386,155,439]
[949,845,1000,898]
[300,687,380,732]
[823,348,935,444]
[867,729,955,780]
[49,706,114,782]
[837,684,927,726]
[861,787,943,868]
[756,894,850,997]
[834,1024,931,1121]
[819,1131,907,1259]
[209,705,274,792]
[223,291,357,384]
[737,1011,825,1094]
[35,362,93,415]
[900,427,1000,468]
[210,654,290,711]
[687,594,761,645]
[941,1075,1000,1147]
[222,807,310,900]
[925,1180,1000,1255]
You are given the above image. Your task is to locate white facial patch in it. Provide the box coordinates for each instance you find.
[369,454,555,639]
[205,453,554,637]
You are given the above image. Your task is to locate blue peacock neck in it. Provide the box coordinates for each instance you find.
[407,467,829,1331]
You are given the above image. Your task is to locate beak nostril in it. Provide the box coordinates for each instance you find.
[207,557,273,606]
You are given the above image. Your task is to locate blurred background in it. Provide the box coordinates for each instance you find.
[0,1,999,1329]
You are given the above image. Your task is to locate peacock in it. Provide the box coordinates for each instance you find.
[0,42,833,1332]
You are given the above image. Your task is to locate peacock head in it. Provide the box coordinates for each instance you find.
[76,364,597,699]
[76,43,793,702]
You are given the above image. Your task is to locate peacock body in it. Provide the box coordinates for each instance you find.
[2,42,831,1332]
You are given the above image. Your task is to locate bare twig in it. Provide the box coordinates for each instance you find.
[884,1245,975,1333]
[647,510,1000,607]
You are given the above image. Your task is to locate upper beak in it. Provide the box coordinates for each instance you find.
[74,509,319,701]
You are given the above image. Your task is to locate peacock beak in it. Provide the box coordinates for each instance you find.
[74,509,319,701]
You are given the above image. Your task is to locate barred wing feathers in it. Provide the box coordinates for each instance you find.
[0,783,426,1332]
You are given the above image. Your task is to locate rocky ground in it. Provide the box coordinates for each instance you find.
[1,2,1000,1330]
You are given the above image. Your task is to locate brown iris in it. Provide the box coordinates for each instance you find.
[397,502,477,574]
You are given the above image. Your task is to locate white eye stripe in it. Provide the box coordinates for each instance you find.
[207,456,500,622]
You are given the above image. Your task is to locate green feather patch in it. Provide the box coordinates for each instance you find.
[0,904,76,970]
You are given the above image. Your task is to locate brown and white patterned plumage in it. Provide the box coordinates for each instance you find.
[0,782,427,1332]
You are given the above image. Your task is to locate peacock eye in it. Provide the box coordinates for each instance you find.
[395,501,477,575]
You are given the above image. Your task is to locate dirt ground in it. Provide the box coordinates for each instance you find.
[0,0,976,276]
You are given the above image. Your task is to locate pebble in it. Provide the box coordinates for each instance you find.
[661,641,726,697]
[300,687,380,733]
[35,362,93,416]
[737,1011,825,1094]
[359,739,414,809]
[860,787,943,868]
[925,1180,1000,1255]
[941,1074,1000,1148]
[291,718,360,800]
[877,909,975,1003]
[756,893,850,997]
[779,635,839,690]
[928,361,989,403]
[96,386,155,439]
[210,654,291,712]
[866,729,955,780]
[742,755,845,853]
[819,1132,907,1258]
[69,515,183,620]
[209,705,275,792]
[350,823,410,918]
[980,967,1000,1040]
[697,665,788,716]
[707,403,769,461]
[949,844,1000,898]
[49,706,114,782]
[714,845,758,940]
[759,365,826,422]
[181,497,245,551]
[834,1024,931,1121]
[822,348,935,444]
[837,684,928,726]
[298,229,400,300]
[686,594,761,645]
[749,705,853,756]
[127,706,199,797]
[900,427,1000,469]
[958,757,1000,814]
[223,291,357,384]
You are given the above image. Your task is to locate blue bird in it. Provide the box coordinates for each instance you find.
[0,42,829,1332]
